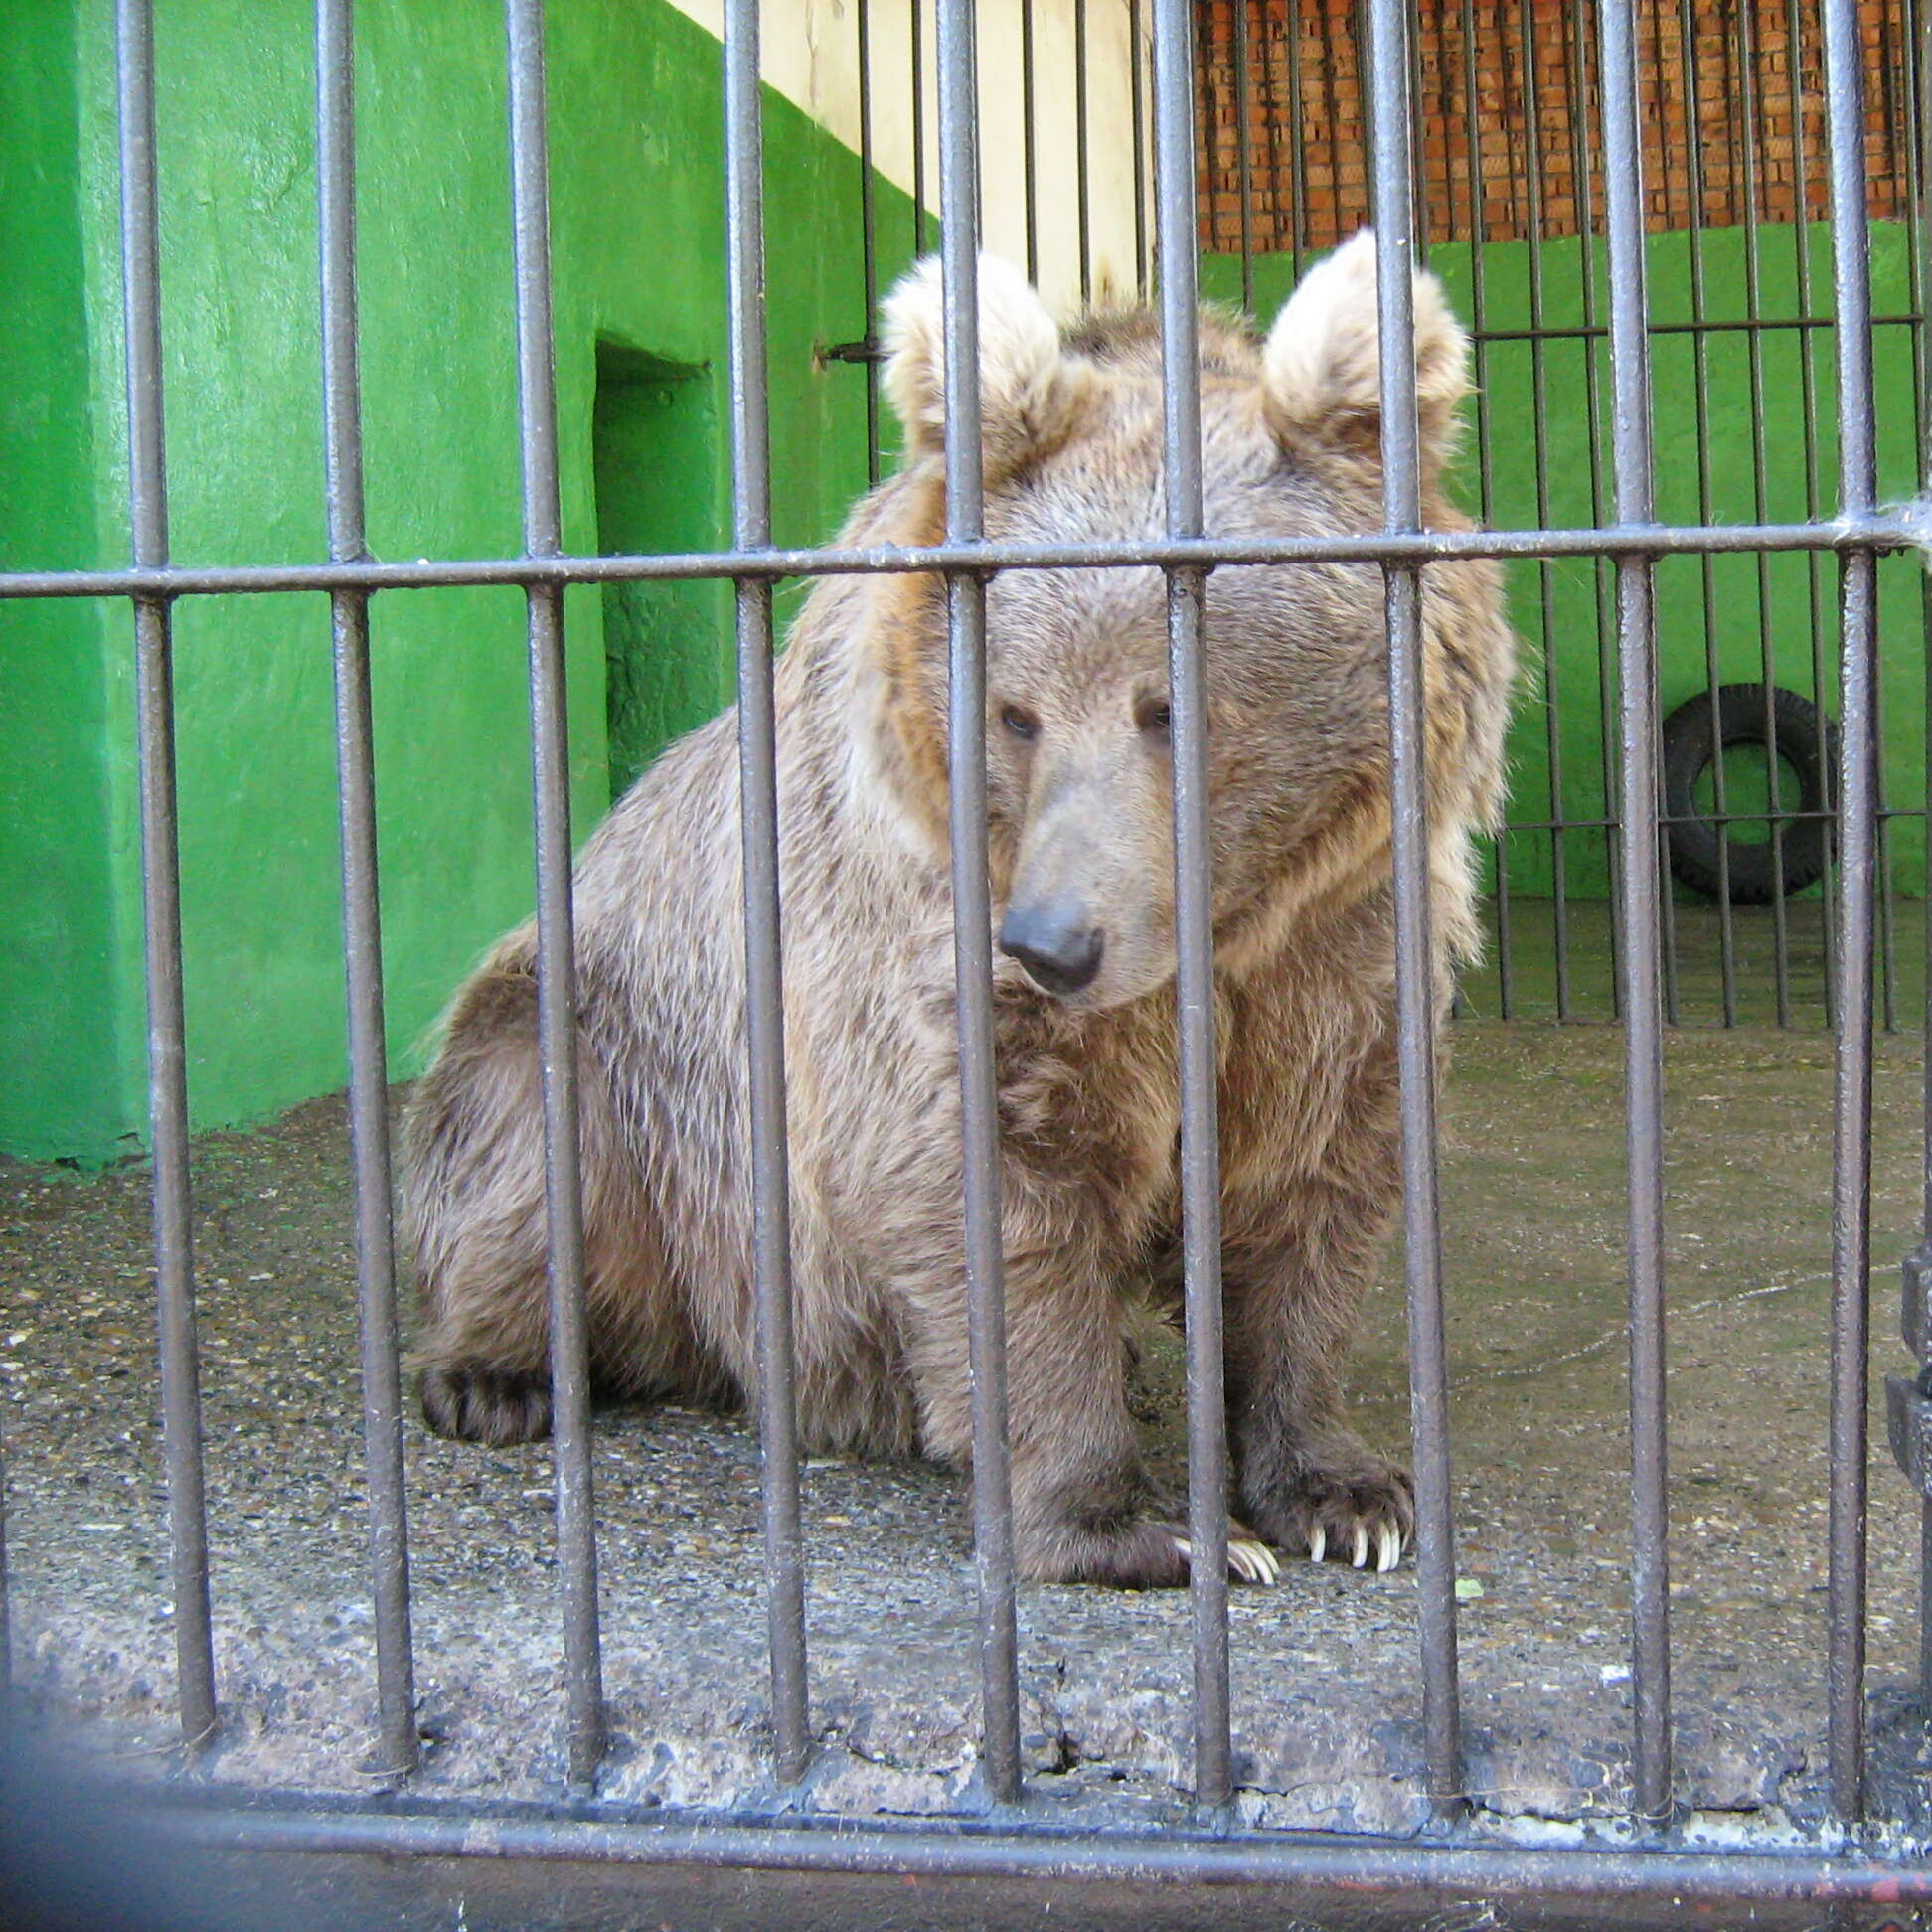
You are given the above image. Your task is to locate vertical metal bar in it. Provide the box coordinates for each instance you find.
[115,0,219,1753]
[857,0,882,486]
[911,0,930,254]
[1075,0,1092,304]
[1913,0,1932,1711]
[1020,0,1039,285]
[1131,0,1150,297]
[316,0,417,1783]
[1599,0,1672,1829]
[504,0,604,1792]
[1260,0,1287,270]
[1821,0,1879,1827]
[1790,0,1841,1028]
[1366,0,1461,1819]
[724,0,811,1788]
[1286,0,1307,273]
[1569,5,1626,1023]
[1233,0,1255,309]
[0,1436,11,1687]
[934,0,1021,1809]
[1458,0,1511,1017]
[1152,0,1230,1813]
[1735,0,1794,1030]
[1873,19,1904,1042]
[1318,4,1344,242]
[1676,0,1739,1028]
[1644,2,1683,1034]
[1518,0,1573,1021]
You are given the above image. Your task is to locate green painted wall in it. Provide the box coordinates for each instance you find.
[0,4,132,1164]
[1,0,913,1165]
[1204,226,1927,905]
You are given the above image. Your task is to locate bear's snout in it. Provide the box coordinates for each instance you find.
[999,900,1105,997]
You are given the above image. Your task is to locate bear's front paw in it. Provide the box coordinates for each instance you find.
[421,1362,553,1446]
[1250,1460,1415,1573]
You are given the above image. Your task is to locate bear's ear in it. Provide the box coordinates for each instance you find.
[882,253,1079,473]
[1259,228,1469,475]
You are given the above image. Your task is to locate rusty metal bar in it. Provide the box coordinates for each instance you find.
[934,0,1022,1808]
[315,0,418,1783]
[504,0,605,1791]
[1366,0,1461,1819]
[723,0,812,1787]
[1152,0,1232,1812]
[115,0,219,1754]
[1821,0,1880,1827]
[1599,0,1672,1828]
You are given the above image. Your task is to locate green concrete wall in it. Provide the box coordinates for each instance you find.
[0,4,135,1164]
[1204,227,1927,906]
[0,0,912,1165]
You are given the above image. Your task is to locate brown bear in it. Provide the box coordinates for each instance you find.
[403,230,1517,1588]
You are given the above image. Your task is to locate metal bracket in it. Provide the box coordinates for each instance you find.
[1903,1246,1932,1364]
[1887,1372,1932,1500]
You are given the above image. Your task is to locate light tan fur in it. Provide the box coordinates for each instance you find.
[404,232,1518,1587]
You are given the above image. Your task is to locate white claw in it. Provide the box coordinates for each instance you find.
[1376,1523,1401,1573]
[1231,1538,1278,1585]
[1352,1525,1368,1568]
[1307,1524,1327,1564]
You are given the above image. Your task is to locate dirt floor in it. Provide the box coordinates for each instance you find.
[4,1017,1932,1842]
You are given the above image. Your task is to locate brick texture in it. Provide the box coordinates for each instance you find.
[1196,0,1917,251]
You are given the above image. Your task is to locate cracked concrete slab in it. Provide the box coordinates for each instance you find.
[4,1021,1931,1839]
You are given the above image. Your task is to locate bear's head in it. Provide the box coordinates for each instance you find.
[864,230,1513,1011]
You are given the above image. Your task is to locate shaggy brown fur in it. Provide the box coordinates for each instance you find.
[404,231,1517,1588]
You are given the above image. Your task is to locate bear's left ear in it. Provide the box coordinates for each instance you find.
[882,254,1083,475]
[1259,229,1469,478]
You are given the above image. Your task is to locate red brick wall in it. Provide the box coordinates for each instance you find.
[1197,1,1918,253]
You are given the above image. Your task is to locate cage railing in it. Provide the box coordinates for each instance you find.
[2,0,1930,1911]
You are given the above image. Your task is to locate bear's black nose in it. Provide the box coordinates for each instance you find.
[999,902,1105,996]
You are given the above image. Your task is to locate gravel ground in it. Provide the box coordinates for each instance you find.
[3,1020,1931,1839]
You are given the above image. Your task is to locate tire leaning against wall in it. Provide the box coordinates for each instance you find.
[1660,683,1840,906]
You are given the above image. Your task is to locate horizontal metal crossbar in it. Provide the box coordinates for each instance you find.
[140,1793,1932,1909]
[1,512,1928,603]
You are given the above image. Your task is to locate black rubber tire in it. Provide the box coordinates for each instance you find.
[1660,683,1838,906]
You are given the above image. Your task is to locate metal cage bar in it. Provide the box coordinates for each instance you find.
[1734,0,1797,1030]
[0,1436,11,1688]
[935,0,1024,1809]
[503,0,606,1792]
[724,0,813,1788]
[114,0,220,1755]
[1598,0,1673,1829]
[1366,0,1462,1820]
[315,0,418,1784]
[1821,0,1881,1827]
[1153,0,1234,1814]
[4,515,1922,609]
[1916,0,1932,1712]
[8,0,1929,1892]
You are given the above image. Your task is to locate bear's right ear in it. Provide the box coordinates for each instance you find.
[882,254,1082,474]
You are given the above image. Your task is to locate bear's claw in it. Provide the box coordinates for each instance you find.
[1170,1527,1280,1585]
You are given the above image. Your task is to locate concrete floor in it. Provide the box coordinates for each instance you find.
[4,1020,1932,1842]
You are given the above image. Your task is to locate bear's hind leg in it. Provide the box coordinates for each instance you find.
[404,956,689,1446]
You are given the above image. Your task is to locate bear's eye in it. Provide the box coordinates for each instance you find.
[1139,699,1173,738]
[1000,704,1041,742]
